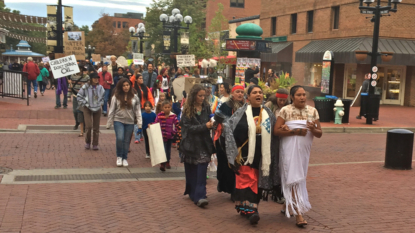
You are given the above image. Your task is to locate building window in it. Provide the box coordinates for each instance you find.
[122,22,128,28]
[271,17,277,36]
[291,14,297,34]
[230,0,244,8]
[113,21,116,28]
[117,21,121,28]
[332,6,340,30]
[307,11,314,33]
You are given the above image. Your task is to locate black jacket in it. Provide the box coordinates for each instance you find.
[179,103,215,158]
[244,67,259,81]
[362,79,370,93]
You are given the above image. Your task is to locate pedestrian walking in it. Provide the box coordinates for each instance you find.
[356,73,371,120]
[107,78,142,167]
[98,65,113,117]
[136,101,156,158]
[151,79,163,106]
[180,84,215,208]
[23,57,40,98]
[264,88,290,118]
[273,85,322,227]
[55,76,68,109]
[45,62,55,90]
[218,83,231,104]
[70,66,90,134]
[11,60,21,71]
[36,63,49,96]
[132,74,155,108]
[155,100,179,171]
[155,92,166,115]
[245,64,259,83]
[77,72,105,150]
[157,68,170,98]
[222,85,279,225]
[142,63,158,88]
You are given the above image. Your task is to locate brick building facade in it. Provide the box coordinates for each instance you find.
[206,0,261,31]
[260,0,415,106]
[99,13,143,35]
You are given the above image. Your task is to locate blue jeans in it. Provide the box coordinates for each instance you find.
[164,139,173,163]
[114,121,134,160]
[134,124,144,141]
[38,81,46,93]
[27,80,37,96]
[103,89,111,113]
[56,93,68,107]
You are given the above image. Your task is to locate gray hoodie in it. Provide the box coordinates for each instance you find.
[77,83,105,112]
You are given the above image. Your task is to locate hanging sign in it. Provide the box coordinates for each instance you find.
[321,51,334,95]
[371,81,377,87]
[133,53,144,65]
[372,73,377,79]
[176,55,195,67]
[163,31,171,54]
[372,66,378,73]
[49,55,80,79]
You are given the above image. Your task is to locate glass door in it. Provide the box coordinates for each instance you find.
[382,68,403,105]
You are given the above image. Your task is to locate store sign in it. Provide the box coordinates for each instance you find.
[323,51,333,61]
[265,36,287,42]
[133,53,144,65]
[163,31,171,54]
[226,40,256,50]
[176,54,195,67]
[49,55,80,79]
[321,51,334,95]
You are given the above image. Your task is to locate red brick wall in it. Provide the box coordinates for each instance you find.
[206,0,262,31]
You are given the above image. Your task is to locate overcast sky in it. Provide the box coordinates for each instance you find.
[5,0,149,27]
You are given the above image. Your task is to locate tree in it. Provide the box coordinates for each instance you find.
[86,14,130,57]
[79,25,90,37]
[208,3,229,76]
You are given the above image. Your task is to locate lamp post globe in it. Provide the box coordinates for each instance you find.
[169,15,175,23]
[184,16,192,24]
[138,23,144,29]
[175,14,183,22]
[159,13,168,22]
[172,8,180,16]
[129,26,135,33]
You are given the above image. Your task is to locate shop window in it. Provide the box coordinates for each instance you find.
[304,63,322,87]
[344,64,357,98]
[230,0,244,8]
[122,22,128,28]
[291,14,297,34]
[307,11,314,33]
[271,17,277,36]
[332,6,340,30]
[118,21,121,28]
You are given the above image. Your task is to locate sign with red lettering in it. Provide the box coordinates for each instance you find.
[226,40,256,51]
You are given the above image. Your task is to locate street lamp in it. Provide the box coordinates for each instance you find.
[85,45,95,60]
[129,23,149,53]
[159,8,192,54]
[356,0,401,124]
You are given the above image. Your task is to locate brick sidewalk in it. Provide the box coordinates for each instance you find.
[1,90,414,129]
[0,162,414,232]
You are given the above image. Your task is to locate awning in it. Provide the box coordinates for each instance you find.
[260,42,292,63]
[295,37,415,65]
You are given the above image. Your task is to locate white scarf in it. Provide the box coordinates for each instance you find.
[245,105,271,176]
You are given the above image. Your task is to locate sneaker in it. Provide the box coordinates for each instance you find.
[356,115,362,119]
[34,92,37,98]
[92,145,99,150]
[28,95,31,98]
[134,140,139,144]
[85,144,91,149]
[249,212,260,225]
[145,153,150,159]
[116,157,122,167]
[41,92,44,96]
[73,124,79,130]
[140,138,144,141]
[122,159,128,167]
[103,113,107,117]
[54,106,61,109]
[196,199,209,208]
[165,162,171,169]
[172,143,177,148]
[160,163,165,172]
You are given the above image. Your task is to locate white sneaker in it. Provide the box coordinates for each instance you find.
[122,159,128,167]
[116,157,122,167]
[145,154,150,159]
[28,95,31,98]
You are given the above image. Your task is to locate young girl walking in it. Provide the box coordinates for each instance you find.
[140,101,156,159]
[155,92,166,114]
[154,100,179,171]
[106,78,142,167]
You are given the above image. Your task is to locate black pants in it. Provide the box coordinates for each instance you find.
[143,129,150,154]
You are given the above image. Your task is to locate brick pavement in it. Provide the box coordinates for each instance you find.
[0,162,414,232]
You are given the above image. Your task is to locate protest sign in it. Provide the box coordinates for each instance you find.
[91,54,101,63]
[172,77,202,101]
[63,31,85,60]
[49,55,80,79]
[133,53,144,65]
[42,57,50,63]
[176,55,195,67]
[117,56,128,67]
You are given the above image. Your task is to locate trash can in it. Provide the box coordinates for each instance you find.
[313,97,332,122]
[359,94,380,121]
[384,129,414,170]
[341,99,352,123]
[325,95,338,121]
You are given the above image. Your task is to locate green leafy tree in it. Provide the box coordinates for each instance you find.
[208,3,229,77]
[79,25,90,37]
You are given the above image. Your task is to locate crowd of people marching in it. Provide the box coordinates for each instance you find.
[18,55,323,227]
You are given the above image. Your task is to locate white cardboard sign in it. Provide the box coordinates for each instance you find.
[49,55,80,79]
[133,53,144,65]
[42,57,50,63]
[176,54,195,67]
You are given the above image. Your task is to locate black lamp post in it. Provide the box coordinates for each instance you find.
[50,0,73,54]
[129,23,149,53]
[85,45,95,60]
[357,0,401,124]
[159,8,193,54]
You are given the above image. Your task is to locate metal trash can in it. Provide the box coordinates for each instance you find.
[313,97,332,122]
[384,129,414,170]
[341,99,352,123]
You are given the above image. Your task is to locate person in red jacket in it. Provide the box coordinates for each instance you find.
[23,57,40,98]
[98,65,113,116]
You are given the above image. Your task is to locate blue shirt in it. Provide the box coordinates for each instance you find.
[142,111,156,131]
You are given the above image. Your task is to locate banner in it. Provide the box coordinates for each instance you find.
[163,31,171,54]
[63,31,85,60]
[64,7,73,31]
[176,54,195,67]
[46,5,57,49]
[49,55,80,79]
[133,53,144,65]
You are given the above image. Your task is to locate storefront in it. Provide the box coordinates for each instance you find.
[295,37,415,106]
[260,41,292,80]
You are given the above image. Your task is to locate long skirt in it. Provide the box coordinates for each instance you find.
[215,140,235,194]
[231,166,261,204]
[184,162,209,204]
